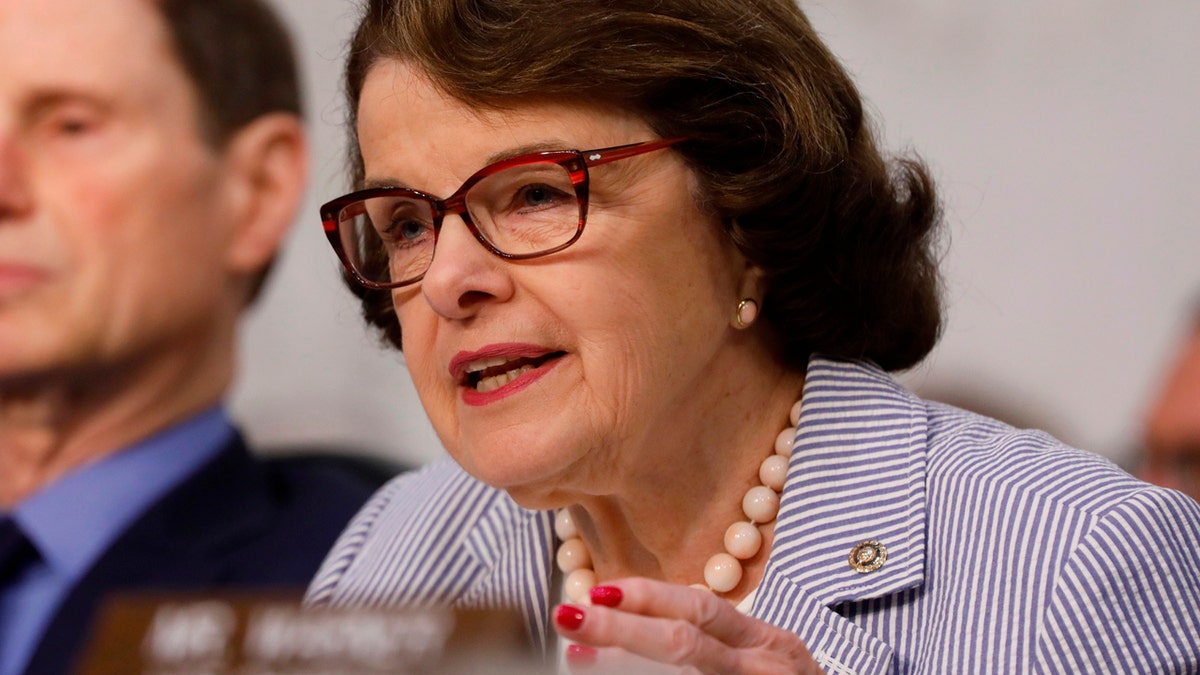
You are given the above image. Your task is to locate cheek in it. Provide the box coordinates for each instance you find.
[579,240,730,344]
[46,153,204,269]
[394,290,430,360]
[54,167,228,336]
[69,183,125,233]
[399,326,441,394]
[560,223,738,405]
[43,172,133,273]
[395,295,456,422]
[49,141,158,217]
[39,189,135,320]
[565,278,686,417]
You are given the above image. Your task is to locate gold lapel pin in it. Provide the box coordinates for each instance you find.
[848,540,887,574]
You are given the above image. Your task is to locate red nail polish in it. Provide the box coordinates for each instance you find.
[555,604,586,631]
[590,585,623,607]
[566,643,598,667]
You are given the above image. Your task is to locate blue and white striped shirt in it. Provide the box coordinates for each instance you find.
[308,358,1200,673]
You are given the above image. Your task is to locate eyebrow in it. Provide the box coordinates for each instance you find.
[360,139,577,191]
[22,89,115,118]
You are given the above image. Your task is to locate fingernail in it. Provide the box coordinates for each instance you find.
[590,585,623,607]
[555,604,586,631]
[566,643,598,667]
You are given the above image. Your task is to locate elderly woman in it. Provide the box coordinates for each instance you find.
[307,0,1200,672]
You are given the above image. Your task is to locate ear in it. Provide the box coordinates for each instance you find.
[219,112,308,279]
[736,261,766,304]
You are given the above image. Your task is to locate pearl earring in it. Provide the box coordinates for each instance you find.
[734,298,759,329]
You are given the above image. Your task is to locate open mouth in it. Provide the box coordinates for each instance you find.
[462,352,565,393]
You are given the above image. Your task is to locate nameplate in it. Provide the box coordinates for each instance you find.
[75,591,545,674]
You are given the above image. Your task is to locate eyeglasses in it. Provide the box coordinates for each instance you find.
[320,137,687,289]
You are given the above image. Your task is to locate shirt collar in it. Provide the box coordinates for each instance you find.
[14,406,235,581]
[768,356,929,606]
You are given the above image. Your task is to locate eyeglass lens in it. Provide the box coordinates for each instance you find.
[337,161,581,286]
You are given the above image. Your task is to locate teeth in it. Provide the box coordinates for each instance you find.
[465,356,513,373]
[476,364,534,392]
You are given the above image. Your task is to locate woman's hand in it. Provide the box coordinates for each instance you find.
[553,578,822,674]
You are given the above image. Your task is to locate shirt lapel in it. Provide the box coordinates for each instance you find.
[754,357,930,673]
[461,500,556,655]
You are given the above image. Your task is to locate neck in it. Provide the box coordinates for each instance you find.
[563,364,805,601]
[0,343,233,509]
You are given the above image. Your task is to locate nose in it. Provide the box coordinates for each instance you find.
[420,212,515,320]
[0,132,33,220]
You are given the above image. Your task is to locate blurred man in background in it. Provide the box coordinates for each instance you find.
[1142,302,1200,502]
[0,1,381,672]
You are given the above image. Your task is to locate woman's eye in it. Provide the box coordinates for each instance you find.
[388,219,429,242]
[517,184,567,209]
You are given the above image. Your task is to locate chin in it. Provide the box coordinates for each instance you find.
[501,485,566,511]
[455,439,576,507]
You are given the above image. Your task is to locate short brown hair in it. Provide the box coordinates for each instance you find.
[154,0,303,301]
[155,0,303,145]
[344,0,944,372]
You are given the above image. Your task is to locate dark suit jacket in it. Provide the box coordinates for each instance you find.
[23,433,389,675]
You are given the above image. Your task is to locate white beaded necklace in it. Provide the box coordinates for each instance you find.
[554,398,803,603]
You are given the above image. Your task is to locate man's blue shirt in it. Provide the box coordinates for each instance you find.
[0,406,233,675]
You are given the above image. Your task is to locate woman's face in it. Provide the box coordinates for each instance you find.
[356,61,758,503]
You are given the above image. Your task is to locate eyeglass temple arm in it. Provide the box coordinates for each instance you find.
[582,137,688,168]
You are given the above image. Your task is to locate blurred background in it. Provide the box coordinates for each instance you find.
[233,0,1200,469]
